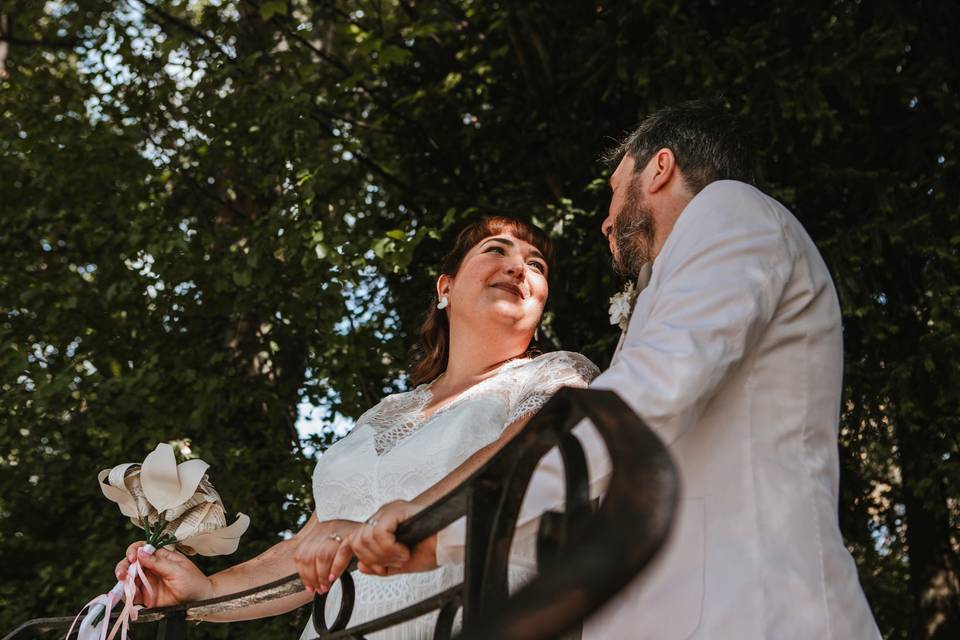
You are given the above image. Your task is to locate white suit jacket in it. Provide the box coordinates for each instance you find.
[438,180,880,639]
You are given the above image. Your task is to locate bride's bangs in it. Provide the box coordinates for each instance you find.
[489,217,554,268]
[449,216,555,275]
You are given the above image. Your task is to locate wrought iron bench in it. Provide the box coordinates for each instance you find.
[4,387,677,640]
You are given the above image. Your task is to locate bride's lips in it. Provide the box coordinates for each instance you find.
[491,282,525,299]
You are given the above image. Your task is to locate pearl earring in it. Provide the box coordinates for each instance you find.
[437,295,449,310]
[534,327,540,341]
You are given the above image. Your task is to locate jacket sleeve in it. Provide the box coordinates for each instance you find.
[594,185,793,446]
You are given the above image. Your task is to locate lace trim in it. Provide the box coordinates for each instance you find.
[505,352,600,424]
[363,353,598,456]
[366,385,434,456]
[367,358,532,455]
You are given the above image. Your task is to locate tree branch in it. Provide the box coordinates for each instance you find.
[0,34,81,49]
[0,13,8,79]
[253,2,448,158]
[306,109,428,217]
[0,11,80,52]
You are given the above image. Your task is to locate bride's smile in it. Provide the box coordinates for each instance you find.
[490,281,524,299]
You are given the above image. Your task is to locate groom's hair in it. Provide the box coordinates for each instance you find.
[605,98,756,195]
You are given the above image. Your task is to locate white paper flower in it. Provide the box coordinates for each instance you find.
[608,281,638,331]
[98,443,249,556]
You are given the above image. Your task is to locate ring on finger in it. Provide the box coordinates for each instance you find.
[329,533,343,543]
[365,516,379,526]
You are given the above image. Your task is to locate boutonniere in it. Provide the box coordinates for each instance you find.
[608,281,639,332]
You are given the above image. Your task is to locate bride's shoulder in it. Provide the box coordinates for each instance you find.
[498,352,600,424]
[525,350,600,381]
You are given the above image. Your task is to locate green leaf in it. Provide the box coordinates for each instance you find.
[233,270,252,287]
[259,0,287,21]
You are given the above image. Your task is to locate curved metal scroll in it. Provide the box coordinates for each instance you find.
[312,570,356,634]
[454,388,678,639]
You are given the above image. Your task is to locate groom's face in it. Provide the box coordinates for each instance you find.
[604,155,656,278]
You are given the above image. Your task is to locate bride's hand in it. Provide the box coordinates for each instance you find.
[115,541,214,608]
[293,519,362,594]
[331,501,436,578]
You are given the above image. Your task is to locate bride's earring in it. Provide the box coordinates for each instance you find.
[437,294,449,310]
[534,327,539,341]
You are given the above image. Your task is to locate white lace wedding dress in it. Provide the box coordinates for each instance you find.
[300,350,598,639]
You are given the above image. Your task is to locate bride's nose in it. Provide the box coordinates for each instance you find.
[504,257,526,281]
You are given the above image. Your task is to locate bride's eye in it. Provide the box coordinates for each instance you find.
[528,260,546,274]
[484,246,506,255]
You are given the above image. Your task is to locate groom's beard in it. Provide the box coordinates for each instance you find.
[612,182,656,278]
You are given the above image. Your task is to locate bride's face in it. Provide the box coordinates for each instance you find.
[440,232,549,334]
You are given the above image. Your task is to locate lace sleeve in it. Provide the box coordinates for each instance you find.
[505,351,600,425]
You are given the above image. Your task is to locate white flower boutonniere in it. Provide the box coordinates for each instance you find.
[608,281,638,332]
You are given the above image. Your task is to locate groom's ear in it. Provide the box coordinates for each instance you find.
[648,148,678,194]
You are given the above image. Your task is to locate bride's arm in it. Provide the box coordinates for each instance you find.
[203,515,364,621]
[118,513,353,622]
[201,538,311,621]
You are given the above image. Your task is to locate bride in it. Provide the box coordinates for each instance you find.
[115,215,598,638]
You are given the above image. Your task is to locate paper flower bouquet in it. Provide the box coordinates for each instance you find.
[69,443,249,640]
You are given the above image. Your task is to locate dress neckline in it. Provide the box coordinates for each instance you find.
[414,356,532,426]
[366,356,533,456]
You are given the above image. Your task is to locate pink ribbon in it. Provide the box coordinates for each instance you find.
[106,549,155,640]
[65,592,114,640]
[66,544,156,640]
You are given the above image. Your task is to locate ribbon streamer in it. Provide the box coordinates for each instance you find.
[66,544,156,640]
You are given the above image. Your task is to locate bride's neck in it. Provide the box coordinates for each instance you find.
[436,323,529,396]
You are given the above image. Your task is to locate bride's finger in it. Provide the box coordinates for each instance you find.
[313,550,329,593]
[115,558,131,581]
[315,539,341,593]
[369,517,408,562]
[358,524,394,563]
[328,540,353,583]
[294,542,319,592]
[350,527,376,563]
[125,541,147,564]
[358,561,387,576]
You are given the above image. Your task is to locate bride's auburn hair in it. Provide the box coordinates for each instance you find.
[409,216,555,386]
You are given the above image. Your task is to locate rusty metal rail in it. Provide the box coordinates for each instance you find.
[4,388,677,640]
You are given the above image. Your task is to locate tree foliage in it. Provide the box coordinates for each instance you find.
[1,1,957,638]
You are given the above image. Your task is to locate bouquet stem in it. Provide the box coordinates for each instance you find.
[85,581,125,628]
[83,541,160,633]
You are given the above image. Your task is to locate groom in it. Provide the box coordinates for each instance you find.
[345,100,881,638]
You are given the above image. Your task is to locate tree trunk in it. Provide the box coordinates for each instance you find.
[895,413,960,639]
[0,13,11,78]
